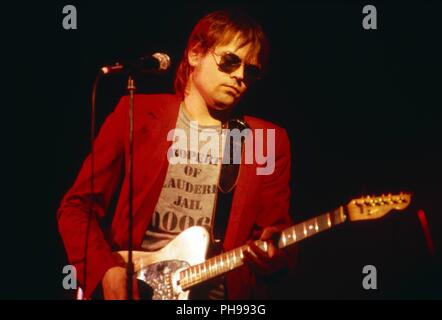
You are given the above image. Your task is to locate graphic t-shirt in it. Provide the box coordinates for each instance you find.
[142,104,223,251]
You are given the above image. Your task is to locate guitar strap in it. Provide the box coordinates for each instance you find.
[210,117,250,252]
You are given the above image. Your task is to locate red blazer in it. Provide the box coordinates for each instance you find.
[57,93,294,299]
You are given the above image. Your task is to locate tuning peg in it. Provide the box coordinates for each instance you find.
[400,197,408,204]
[374,198,383,206]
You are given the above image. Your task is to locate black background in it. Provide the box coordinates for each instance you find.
[6,0,442,299]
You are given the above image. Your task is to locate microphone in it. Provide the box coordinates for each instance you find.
[101,52,171,75]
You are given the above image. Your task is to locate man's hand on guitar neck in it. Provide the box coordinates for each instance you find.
[243,226,289,276]
[102,266,140,300]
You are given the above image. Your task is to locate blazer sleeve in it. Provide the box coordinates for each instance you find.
[57,96,129,298]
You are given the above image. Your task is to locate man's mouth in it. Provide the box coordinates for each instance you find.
[223,85,240,96]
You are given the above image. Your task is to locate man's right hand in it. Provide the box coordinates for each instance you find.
[102,266,139,300]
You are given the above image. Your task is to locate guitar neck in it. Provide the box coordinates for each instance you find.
[178,206,348,291]
[277,205,347,249]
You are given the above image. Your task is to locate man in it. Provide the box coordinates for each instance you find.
[57,9,296,300]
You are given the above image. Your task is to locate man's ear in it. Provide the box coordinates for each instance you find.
[188,44,204,67]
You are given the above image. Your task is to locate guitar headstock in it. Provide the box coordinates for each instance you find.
[347,193,412,221]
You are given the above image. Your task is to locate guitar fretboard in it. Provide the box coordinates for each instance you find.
[179,206,347,290]
[179,245,248,290]
[278,206,347,249]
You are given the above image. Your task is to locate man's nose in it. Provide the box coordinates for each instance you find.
[230,64,245,82]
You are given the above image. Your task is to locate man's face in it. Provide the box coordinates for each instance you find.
[189,35,259,110]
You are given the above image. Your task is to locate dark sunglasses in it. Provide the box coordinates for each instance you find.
[211,51,262,85]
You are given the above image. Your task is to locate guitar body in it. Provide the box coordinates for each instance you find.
[117,226,210,300]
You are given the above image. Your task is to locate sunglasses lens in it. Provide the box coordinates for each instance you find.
[219,53,241,73]
[216,52,262,84]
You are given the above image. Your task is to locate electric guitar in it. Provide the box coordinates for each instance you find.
[85,193,412,300]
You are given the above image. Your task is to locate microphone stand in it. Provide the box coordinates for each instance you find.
[126,75,135,300]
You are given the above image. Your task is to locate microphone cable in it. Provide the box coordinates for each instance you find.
[82,70,102,298]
